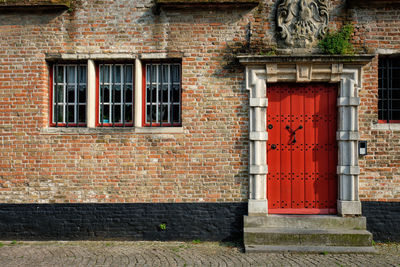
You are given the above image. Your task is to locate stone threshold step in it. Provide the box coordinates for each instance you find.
[244,215,367,230]
[244,227,372,247]
[245,245,376,254]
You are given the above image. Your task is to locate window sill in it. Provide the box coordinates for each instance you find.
[370,123,400,131]
[40,127,184,135]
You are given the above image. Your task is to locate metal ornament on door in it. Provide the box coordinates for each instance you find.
[267,83,338,214]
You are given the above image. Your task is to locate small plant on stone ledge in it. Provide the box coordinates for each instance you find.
[318,24,355,55]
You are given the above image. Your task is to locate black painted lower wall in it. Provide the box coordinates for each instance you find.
[0,202,398,241]
[362,201,400,242]
[0,203,247,241]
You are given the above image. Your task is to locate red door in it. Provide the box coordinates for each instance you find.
[267,83,337,214]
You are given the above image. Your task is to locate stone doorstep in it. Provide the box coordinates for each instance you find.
[245,245,376,254]
[244,215,374,252]
[244,228,373,247]
[244,215,367,230]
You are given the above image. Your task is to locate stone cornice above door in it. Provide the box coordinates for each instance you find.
[238,54,374,83]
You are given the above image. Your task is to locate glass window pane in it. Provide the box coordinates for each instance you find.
[67,66,75,84]
[172,85,179,103]
[79,66,87,84]
[53,105,64,123]
[162,85,168,103]
[55,66,64,83]
[115,85,121,103]
[146,86,157,103]
[114,65,121,83]
[67,105,75,123]
[125,85,133,103]
[67,85,75,103]
[57,105,64,123]
[146,104,157,123]
[160,105,168,123]
[101,65,110,83]
[79,85,86,103]
[101,105,110,123]
[101,86,110,103]
[151,65,157,83]
[124,104,133,124]
[114,105,121,123]
[172,65,180,83]
[125,65,133,83]
[392,110,400,121]
[173,104,180,123]
[78,104,86,123]
[55,85,64,103]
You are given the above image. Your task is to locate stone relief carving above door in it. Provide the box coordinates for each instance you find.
[276,0,329,49]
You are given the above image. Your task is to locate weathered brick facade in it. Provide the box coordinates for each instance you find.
[0,0,399,241]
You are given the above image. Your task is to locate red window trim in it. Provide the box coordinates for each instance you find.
[95,63,135,127]
[49,63,87,127]
[378,119,400,124]
[141,61,182,127]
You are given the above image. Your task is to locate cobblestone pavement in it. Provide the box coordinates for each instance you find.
[0,241,399,267]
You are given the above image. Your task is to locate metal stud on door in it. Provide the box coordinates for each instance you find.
[267,83,338,214]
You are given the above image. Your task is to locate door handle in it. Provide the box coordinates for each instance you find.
[271,144,277,150]
[286,125,303,144]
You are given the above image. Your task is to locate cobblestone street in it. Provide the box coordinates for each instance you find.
[0,241,399,266]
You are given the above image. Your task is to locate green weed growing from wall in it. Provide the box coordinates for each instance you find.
[319,24,355,55]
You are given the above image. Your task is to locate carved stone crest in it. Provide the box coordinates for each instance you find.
[276,0,329,48]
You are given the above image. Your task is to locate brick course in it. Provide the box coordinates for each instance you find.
[0,0,399,204]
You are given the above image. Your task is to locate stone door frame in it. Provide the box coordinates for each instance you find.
[239,55,373,217]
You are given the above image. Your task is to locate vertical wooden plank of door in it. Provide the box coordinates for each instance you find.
[304,84,315,209]
[328,84,338,212]
[280,84,291,209]
[291,84,305,209]
[315,84,330,210]
[267,84,281,210]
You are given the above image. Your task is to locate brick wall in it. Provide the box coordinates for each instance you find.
[350,2,400,201]
[0,0,399,204]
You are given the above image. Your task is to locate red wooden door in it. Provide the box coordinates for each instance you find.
[267,83,337,214]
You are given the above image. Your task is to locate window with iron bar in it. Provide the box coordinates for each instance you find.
[98,64,134,127]
[143,62,181,126]
[51,63,87,127]
[378,57,400,123]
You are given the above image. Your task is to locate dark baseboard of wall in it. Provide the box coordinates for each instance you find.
[0,203,247,241]
[362,201,400,242]
[0,201,398,242]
